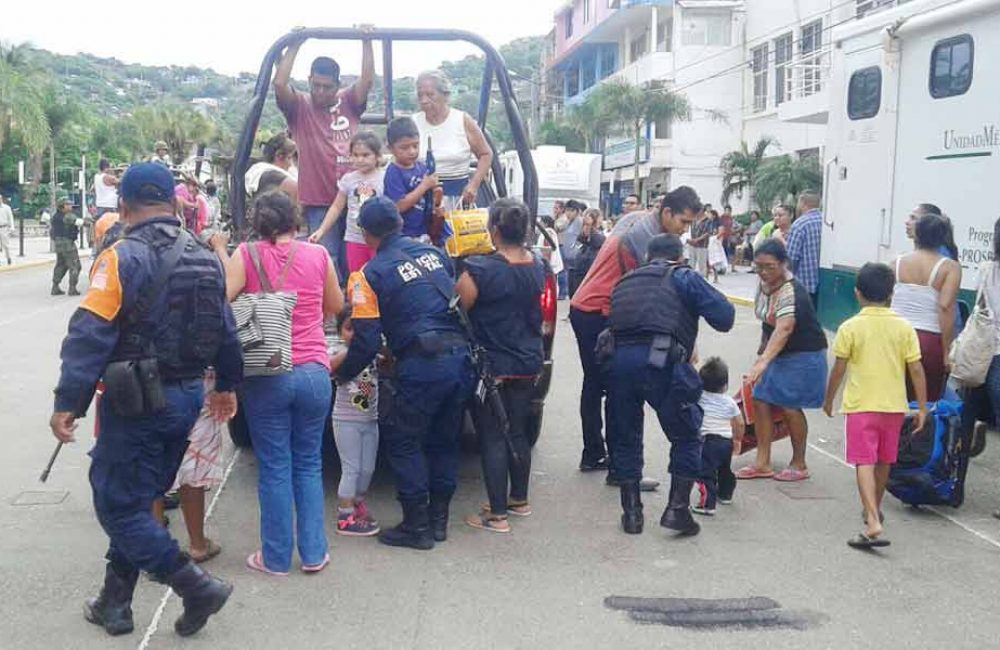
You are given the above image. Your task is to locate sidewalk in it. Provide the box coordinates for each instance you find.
[0,236,92,273]
[714,263,758,305]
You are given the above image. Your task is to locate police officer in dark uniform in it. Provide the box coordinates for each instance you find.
[49,163,244,638]
[605,233,735,537]
[338,197,475,550]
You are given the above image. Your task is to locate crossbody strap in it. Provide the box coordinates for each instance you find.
[130,230,189,324]
[247,241,298,293]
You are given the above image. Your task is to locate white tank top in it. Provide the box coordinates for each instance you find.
[890,256,948,333]
[94,172,119,209]
[414,109,472,180]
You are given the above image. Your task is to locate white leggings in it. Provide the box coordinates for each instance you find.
[333,419,379,501]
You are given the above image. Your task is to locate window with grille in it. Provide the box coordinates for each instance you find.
[800,20,824,96]
[751,44,769,112]
[657,18,673,52]
[930,35,973,99]
[630,30,649,62]
[773,33,793,105]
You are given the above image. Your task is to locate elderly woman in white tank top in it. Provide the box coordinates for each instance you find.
[891,213,962,401]
[413,70,493,211]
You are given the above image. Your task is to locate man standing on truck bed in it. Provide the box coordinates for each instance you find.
[274,28,375,282]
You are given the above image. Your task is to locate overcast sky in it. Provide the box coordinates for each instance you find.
[6,0,562,77]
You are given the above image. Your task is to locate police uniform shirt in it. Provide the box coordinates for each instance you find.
[336,233,462,382]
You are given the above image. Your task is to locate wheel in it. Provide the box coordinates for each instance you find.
[227,406,252,449]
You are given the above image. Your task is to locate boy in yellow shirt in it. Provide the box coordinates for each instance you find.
[823,263,928,550]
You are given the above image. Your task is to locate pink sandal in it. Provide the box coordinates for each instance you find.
[301,553,330,574]
[246,550,288,576]
[773,468,810,482]
[734,466,775,480]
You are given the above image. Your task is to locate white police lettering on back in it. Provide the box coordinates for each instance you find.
[398,261,422,282]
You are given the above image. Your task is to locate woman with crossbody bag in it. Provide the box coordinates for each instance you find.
[214,190,343,575]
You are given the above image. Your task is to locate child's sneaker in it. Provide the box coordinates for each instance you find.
[691,506,716,516]
[337,510,380,536]
[695,482,709,508]
[354,500,379,528]
[718,497,734,505]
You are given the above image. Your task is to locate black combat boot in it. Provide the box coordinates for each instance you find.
[378,500,435,550]
[660,477,700,536]
[51,283,65,296]
[68,286,80,296]
[166,556,233,637]
[429,492,452,542]
[83,563,139,636]
[620,481,644,534]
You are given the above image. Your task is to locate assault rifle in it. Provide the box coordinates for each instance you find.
[448,295,518,464]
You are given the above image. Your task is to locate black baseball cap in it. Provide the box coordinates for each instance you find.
[358,196,402,237]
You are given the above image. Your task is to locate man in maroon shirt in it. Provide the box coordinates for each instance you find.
[570,186,703,473]
[274,33,375,281]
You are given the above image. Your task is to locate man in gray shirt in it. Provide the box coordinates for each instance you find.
[557,200,585,297]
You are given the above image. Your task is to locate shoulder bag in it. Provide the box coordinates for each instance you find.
[949,264,996,388]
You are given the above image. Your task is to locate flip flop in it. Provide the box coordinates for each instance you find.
[190,538,221,564]
[847,533,891,549]
[465,511,511,533]
[246,550,288,576]
[773,468,810,482]
[734,466,775,480]
[302,553,330,574]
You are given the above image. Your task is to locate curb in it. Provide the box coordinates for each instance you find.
[725,293,754,307]
[0,258,56,274]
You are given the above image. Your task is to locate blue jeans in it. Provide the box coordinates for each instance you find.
[606,344,704,482]
[90,379,203,579]
[569,308,609,464]
[382,349,475,504]
[242,363,332,572]
[304,205,348,284]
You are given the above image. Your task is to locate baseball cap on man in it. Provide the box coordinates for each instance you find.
[358,196,402,237]
[120,162,176,204]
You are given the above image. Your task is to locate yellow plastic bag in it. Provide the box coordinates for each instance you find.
[445,208,495,257]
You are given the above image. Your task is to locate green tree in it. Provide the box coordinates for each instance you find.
[753,154,823,209]
[132,103,215,164]
[0,43,50,154]
[537,118,584,151]
[719,135,778,209]
[591,79,690,195]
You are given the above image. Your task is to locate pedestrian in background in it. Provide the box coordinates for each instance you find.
[219,190,344,575]
[692,358,744,517]
[688,208,714,277]
[621,193,641,216]
[785,191,823,308]
[556,199,585,298]
[329,306,381,537]
[455,198,546,534]
[824,262,927,549]
[93,159,119,219]
[569,208,606,295]
[736,239,828,482]
[204,180,222,231]
[175,178,208,236]
[50,198,81,296]
[891,213,961,401]
[245,132,299,202]
[0,193,14,266]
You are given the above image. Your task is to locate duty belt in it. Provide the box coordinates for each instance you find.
[398,332,468,359]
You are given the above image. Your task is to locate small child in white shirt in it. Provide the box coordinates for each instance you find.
[693,357,745,516]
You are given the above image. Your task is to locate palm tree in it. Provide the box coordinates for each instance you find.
[564,100,609,154]
[591,79,690,195]
[719,136,777,208]
[753,154,823,210]
[0,43,50,154]
[132,103,215,165]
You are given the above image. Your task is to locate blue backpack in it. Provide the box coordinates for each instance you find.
[888,400,972,508]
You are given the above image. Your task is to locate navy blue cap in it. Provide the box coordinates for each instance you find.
[120,162,175,204]
[358,196,403,237]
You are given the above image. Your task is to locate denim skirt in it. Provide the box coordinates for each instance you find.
[753,349,828,409]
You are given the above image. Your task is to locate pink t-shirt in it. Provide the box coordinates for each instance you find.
[239,240,331,369]
[174,184,208,235]
[278,87,365,207]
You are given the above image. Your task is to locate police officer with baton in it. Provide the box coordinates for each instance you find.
[604,230,735,537]
[49,163,243,638]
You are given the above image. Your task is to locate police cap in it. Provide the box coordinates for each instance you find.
[358,196,403,237]
[120,162,175,205]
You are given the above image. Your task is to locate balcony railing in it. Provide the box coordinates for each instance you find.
[780,50,830,105]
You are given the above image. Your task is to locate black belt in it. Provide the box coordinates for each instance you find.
[398,332,468,360]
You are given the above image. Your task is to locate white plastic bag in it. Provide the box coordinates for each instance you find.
[708,235,729,273]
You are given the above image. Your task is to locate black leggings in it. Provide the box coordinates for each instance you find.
[473,379,535,514]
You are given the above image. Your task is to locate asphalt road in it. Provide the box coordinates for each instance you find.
[4,263,1000,649]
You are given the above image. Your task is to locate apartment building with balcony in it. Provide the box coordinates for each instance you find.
[542,0,746,211]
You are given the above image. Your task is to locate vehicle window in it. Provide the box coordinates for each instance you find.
[847,66,881,120]
[930,35,973,99]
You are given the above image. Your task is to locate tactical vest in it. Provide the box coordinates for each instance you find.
[115,223,227,381]
[609,261,699,354]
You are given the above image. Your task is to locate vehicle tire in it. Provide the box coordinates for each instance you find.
[228,406,252,449]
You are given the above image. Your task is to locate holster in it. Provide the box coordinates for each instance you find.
[103,358,166,417]
[648,334,688,369]
[595,328,616,367]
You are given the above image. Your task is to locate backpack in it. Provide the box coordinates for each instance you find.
[230,242,298,377]
[888,400,972,507]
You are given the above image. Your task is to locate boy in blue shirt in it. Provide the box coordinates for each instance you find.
[384,117,439,240]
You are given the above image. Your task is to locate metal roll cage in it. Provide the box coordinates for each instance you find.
[230,27,539,236]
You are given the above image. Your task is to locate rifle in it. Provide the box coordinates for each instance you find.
[448,294,518,464]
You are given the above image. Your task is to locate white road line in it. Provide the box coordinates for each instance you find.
[137,447,242,650]
[807,441,1000,551]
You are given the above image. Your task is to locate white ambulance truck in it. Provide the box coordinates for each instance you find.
[820,0,1000,328]
[500,145,602,217]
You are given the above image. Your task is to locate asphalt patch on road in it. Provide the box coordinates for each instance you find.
[10,490,69,506]
[604,596,826,631]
